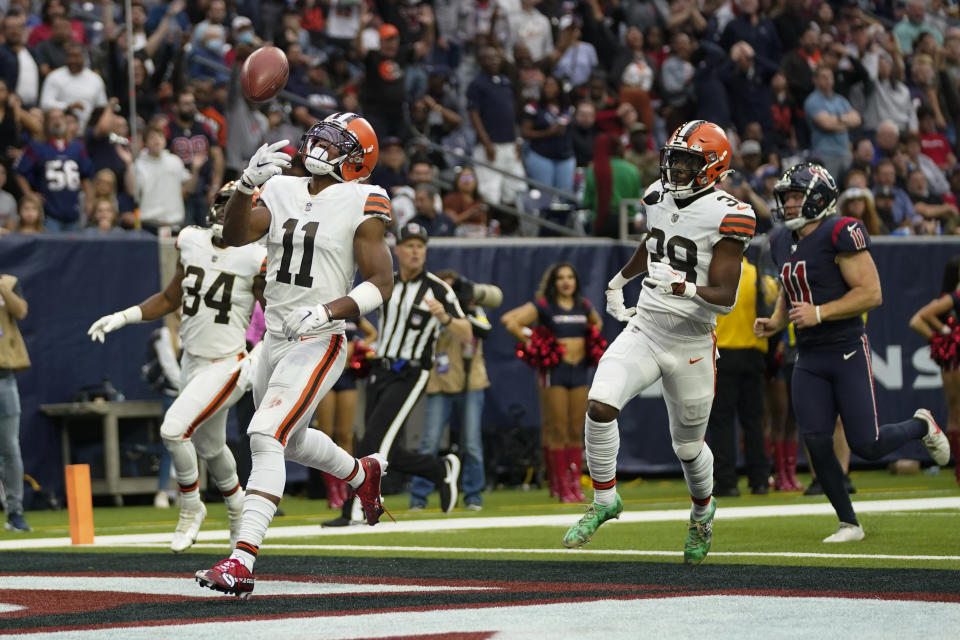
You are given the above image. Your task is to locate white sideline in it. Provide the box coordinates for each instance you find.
[1,496,957,551]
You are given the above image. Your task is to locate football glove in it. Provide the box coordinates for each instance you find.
[645,259,697,299]
[236,342,262,392]
[282,304,331,341]
[87,306,142,343]
[238,140,291,194]
[605,288,637,322]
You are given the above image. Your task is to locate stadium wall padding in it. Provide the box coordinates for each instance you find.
[3,234,956,495]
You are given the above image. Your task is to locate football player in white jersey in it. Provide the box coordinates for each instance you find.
[562,121,756,565]
[195,112,395,598]
[88,182,267,553]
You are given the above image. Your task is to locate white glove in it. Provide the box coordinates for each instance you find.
[645,259,697,299]
[87,306,142,343]
[236,342,262,392]
[282,304,331,341]
[238,140,291,194]
[605,288,637,322]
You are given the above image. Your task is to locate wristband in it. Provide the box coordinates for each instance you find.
[607,271,636,290]
[321,303,333,321]
[678,281,697,299]
[347,281,383,315]
[815,305,822,325]
[441,314,452,326]
[237,174,255,195]
[121,305,143,324]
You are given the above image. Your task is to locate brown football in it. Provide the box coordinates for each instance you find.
[241,46,289,103]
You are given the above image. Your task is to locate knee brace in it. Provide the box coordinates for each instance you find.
[246,433,287,497]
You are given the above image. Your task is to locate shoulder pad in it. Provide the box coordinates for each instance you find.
[643,190,663,206]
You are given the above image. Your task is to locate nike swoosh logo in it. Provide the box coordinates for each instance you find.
[689,357,704,364]
[847,224,857,233]
[843,352,856,360]
[257,160,271,167]
[737,205,750,210]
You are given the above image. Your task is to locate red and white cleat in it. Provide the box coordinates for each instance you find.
[355,454,390,526]
[195,558,255,599]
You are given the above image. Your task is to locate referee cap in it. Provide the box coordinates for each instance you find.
[399,222,428,244]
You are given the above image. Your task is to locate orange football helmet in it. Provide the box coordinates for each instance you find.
[299,112,379,182]
[660,120,733,198]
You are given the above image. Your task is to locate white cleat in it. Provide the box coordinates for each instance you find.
[225,491,245,549]
[915,408,951,466]
[823,522,865,543]
[170,502,207,553]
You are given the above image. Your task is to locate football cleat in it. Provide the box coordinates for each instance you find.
[823,522,865,543]
[354,454,389,526]
[440,454,461,513]
[916,408,951,466]
[195,558,255,598]
[562,494,624,548]
[170,502,207,553]
[5,512,32,532]
[684,497,716,566]
[224,491,245,549]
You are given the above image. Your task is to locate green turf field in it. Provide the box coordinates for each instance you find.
[5,468,958,571]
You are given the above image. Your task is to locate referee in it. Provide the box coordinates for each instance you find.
[324,222,472,526]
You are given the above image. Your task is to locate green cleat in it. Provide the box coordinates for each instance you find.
[684,497,717,566]
[562,494,624,548]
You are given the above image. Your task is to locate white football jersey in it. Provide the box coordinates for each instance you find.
[257,176,391,338]
[634,181,756,325]
[176,226,267,359]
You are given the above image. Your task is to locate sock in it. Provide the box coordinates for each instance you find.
[284,427,360,481]
[202,444,240,494]
[585,415,619,506]
[680,443,714,519]
[849,418,927,461]
[344,459,366,490]
[805,434,858,526]
[163,436,201,507]
[231,494,276,571]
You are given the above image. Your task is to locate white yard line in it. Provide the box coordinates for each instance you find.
[1,496,957,551]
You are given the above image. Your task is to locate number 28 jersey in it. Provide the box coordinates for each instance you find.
[258,176,392,338]
[636,181,756,326]
[176,226,267,359]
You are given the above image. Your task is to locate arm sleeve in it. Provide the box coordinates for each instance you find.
[156,327,182,391]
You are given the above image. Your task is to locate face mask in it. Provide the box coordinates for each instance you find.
[206,38,224,52]
[237,31,255,45]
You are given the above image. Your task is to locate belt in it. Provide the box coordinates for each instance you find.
[374,357,423,372]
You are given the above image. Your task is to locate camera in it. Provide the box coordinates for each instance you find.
[451,275,503,310]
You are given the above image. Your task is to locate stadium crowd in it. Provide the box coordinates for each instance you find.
[2,0,960,237]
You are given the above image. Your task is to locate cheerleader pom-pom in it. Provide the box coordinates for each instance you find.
[930,317,960,368]
[585,325,608,367]
[515,325,564,371]
[349,340,375,378]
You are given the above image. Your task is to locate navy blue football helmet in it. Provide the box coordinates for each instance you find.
[773,162,838,231]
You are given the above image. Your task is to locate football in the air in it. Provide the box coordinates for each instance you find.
[241,46,289,103]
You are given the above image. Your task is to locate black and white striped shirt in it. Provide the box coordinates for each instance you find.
[376,270,466,367]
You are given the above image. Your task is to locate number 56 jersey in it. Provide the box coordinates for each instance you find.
[258,176,392,338]
[637,181,756,325]
[176,226,267,359]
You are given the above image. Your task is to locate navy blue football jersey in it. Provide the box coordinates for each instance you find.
[769,216,871,350]
[16,139,93,223]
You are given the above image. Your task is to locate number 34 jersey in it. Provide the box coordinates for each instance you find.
[637,181,756,326]
[258,176,392,338]
[176,226,267,359]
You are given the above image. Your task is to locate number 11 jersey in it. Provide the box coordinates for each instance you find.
[637,180,756,326]
[258,176,392,338]
[176,226,267,359]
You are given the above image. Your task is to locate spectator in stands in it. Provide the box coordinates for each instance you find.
[0,272,32,532]
[0,165,17,233]
[623,121,659,188]
[188,24,229,85]
[904,132,950,197]
[224,46,266,183]
[133,126,201,234]
[35,14,72,79]
[769,70,798,153]
[26,0,86,48]
[443,166,489,238]
[805,65,861,179]
[848,137,876,184]
[894,0,943,55]
[506,0,554,64]
[726,40,776,141]
[86,101,132,195]
[1,10,40,109]
[709,253,776,497]
[906,168,960,234]
[14,194,43,234]
[190,0,227,51]
[410,184,455,238]
[553,15,598,89]
[39,41,108,132]
[918,105,956,170]
[85,197,123,235]
[666,0,709,37]
[468,46,526,208]
[772,0,809,53]
[582,133,641,238]
[873,158,920,233]
[839,187,885,236]
[874,120,902,162]
[369,137,408,195]
[290,59,340,128]
[15,108,93,232]
[192,79,227,150]
[719,0,781,64]
[522,76,576,196]
[821,40,870,101]
[166,89,224,226]
[572,100,598,168]
[0,80,43,184]
[780,25,820,109]
[659,31,697,134]
[863,41,915,134]
[263,103,301,148]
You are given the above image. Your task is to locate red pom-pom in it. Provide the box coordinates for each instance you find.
[584,325,608,367]
[349,340,375,378]
[515,325,564,371]
[930,317,960,368]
